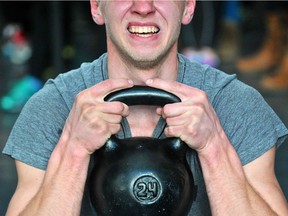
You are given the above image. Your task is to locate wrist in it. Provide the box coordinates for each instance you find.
[196,130,231,168]
[59,130,93,159]
[49,134,92,176]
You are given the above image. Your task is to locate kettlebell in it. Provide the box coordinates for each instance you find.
[90,86,194,216]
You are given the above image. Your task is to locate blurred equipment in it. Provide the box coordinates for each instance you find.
[0,24,42,113]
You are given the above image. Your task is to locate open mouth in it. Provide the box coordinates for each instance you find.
[128,26,160,37]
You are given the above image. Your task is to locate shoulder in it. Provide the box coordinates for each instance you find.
[51,53,107,92]
[179,54,239,102]
[2,55,108,170]
[41,53,107,109]
[22,53,107,118]
[178,55,288,165]
[179,54,265,105]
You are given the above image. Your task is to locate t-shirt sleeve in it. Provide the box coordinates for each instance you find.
[213,79,288,165]
[2,80,70,170]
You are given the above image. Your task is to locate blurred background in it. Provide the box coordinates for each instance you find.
[0,1,287,214]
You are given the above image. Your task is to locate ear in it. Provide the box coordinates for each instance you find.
[90,0,105,25]
[181,0,196,25]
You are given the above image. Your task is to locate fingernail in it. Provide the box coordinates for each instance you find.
[146,79,153,84]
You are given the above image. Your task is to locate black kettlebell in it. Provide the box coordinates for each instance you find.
[89,86,194,216]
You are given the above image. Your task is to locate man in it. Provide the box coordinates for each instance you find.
[3,0,288,215]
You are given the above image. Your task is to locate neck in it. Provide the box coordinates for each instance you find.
[127,105,160,137]
[106,48,179,84]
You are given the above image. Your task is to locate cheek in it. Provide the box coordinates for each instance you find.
[105,1,132,14]
[103,2,132,25]
[155,1,185,22]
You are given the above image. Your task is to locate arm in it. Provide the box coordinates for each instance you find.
[7,79,133,216]
[146,78,288,216]
[244,147,288,215]
[6,161,45,216]
[19,141,90,216]
[197,138,287,215]
[7,160,90,216]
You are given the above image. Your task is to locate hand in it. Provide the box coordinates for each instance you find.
[61,79,134,155]
[146,78,224,152]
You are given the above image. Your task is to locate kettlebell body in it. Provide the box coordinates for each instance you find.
[89,86,194,216]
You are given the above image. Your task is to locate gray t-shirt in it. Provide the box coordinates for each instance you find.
[3,53,288,215]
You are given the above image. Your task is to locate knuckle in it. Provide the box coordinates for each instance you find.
[101,78,131,92]
[114,102,125,111]
[163,103,173,114]
[168,81,183,96]
[186,123,197,137]
[166,126,177,137]
[95,121,109,135]
[198,90,208,103]
[101,79,114,90]
[165,117,172,125]
[106,102,124,114]
[111,124,121,134]
[173,81,183,92]
[81,105,96,120]
[75,91,86,104]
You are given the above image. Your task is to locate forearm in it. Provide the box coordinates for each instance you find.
[14,80,132,216]
[198,131,277,216]
[20,137,90,216]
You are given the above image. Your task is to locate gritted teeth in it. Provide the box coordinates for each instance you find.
[128,26,159,34]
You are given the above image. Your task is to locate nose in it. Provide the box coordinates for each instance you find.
[131,0,155,16]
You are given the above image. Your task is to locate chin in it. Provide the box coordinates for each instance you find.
[130,51,169,69]
[131,56,162,69]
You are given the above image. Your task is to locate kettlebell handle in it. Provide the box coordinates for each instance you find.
[104,85,181,105]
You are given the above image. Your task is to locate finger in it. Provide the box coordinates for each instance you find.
[101,113,125,124]
[145,78,197,99]
[162,103,186,117]
[158,104,186,122]
[164,102,205,117]
[107,123,122,135]
[164,125,183,138]
[156,107,162,115]
[88,117,121,138]
[97,101,129,117]
[89,79,134,99]
[165,114,191,126]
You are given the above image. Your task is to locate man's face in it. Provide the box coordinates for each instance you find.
[97,0,194,69]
